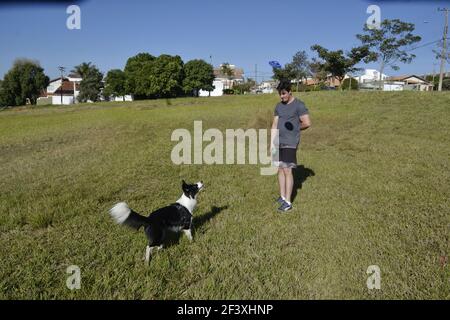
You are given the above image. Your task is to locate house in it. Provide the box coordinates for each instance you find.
[258,81,275,94]
[213,64,244,89]
[38,74,82,105]
[199,64,245,97]
[357,69,388,84]
[304,74,346,88]
[382,81,405,91]
[385,75,434,91]
[199,80,224,97]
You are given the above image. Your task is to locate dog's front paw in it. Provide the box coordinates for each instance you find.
[183,229,193,242]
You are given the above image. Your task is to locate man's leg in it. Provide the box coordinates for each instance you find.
[278,168,286,199]
[283,167,294,204]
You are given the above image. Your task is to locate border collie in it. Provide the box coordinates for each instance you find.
[109,180,203,265]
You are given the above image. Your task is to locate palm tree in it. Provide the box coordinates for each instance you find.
[220,63,234,89]
[71,62,92,78]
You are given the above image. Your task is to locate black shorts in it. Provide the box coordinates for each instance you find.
[274,147,297,168]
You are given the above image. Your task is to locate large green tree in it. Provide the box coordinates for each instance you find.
[309,58,328,86]
[271,64,296,82]
[124,53,155,98]
[310,44,375,90]
[0,59,49,106]
[140,54,184,98]
[75,63,103,102]
[289,51,312,91]
[356,19,421,89]
[71,62,93,78]
[182,59,215,97]
[0,80,6,107]
[103,69,127,100]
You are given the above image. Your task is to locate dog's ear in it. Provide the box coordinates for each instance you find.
[182,180,187,188]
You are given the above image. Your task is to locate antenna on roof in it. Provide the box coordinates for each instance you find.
[58,66,66,105]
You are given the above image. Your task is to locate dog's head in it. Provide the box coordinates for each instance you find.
[182,180,204,199]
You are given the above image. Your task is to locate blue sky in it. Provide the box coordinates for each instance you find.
[0,0,449,80]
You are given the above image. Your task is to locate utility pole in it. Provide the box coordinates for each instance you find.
[432,63,437,90]
[58,66,65,105]
[438,8,449,92]
[254,64,257,87]
[209,55,213,97]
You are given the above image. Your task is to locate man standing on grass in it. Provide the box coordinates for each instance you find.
[271,79,311,212]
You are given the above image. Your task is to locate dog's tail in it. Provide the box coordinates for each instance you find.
[109,202,150,230]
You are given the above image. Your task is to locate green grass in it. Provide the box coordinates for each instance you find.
[0,92,449,299]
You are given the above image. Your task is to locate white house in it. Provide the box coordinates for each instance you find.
[258,81,275,94]
[386,75,434,91]
[38,74,82,105]
[383,81,405,91]
[357,69,388,84]
[199,80,224,97]
[199,64,245,96]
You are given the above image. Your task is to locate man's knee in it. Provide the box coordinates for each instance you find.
[283,168,292,175]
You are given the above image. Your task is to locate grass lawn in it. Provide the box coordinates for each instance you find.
[0,91,449,299]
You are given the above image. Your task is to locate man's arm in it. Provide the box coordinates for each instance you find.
[300,114,311,130]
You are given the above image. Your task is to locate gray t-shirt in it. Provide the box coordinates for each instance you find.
[274,98,309,147]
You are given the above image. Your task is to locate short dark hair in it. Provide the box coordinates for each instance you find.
[277,79,292,92]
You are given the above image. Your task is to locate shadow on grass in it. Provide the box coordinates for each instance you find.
[291,165,315,203]
[164,205,228,248]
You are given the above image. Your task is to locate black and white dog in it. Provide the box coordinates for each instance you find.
[109,180,203,264]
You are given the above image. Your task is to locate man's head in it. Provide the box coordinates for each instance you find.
[277,79,292,103]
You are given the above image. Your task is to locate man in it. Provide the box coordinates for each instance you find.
[271,79,311,212]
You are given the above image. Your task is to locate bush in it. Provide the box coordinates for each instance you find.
[442,78,450,91]
[223,89,234,95]
[340,78,359,90]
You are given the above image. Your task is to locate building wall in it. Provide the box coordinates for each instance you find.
[358,69,388,84]
[52,95,74,105]
[199,80,224,97]
[383,83,404,91]
[112,95,134,102]
[47,80,62,94]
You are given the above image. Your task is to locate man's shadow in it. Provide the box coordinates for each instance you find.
[164,205,228,247]
[291,165,315,203]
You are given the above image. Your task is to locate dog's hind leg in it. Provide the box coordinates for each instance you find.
[144,245,159,266]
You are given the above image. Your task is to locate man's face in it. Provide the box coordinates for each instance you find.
[278,89,291,103]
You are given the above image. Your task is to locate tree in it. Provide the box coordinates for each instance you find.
[220,63,234,89]
[0,59,49,106]
[232,80,255,94]
[144,54,184,98]
[290,51,312,91]
[442,78,450,91]
[271,64,296,82]
[309,58,328,87]
[341,78,359,90]
[0,80,6,107]
[103,69,127,101]
[71,62,93,78]
[75,63,103,102]
[433,40,450,63]
[124,53,155,98]
[182,59,215,97]
[311,44,375,90]
[357,19,421,90]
